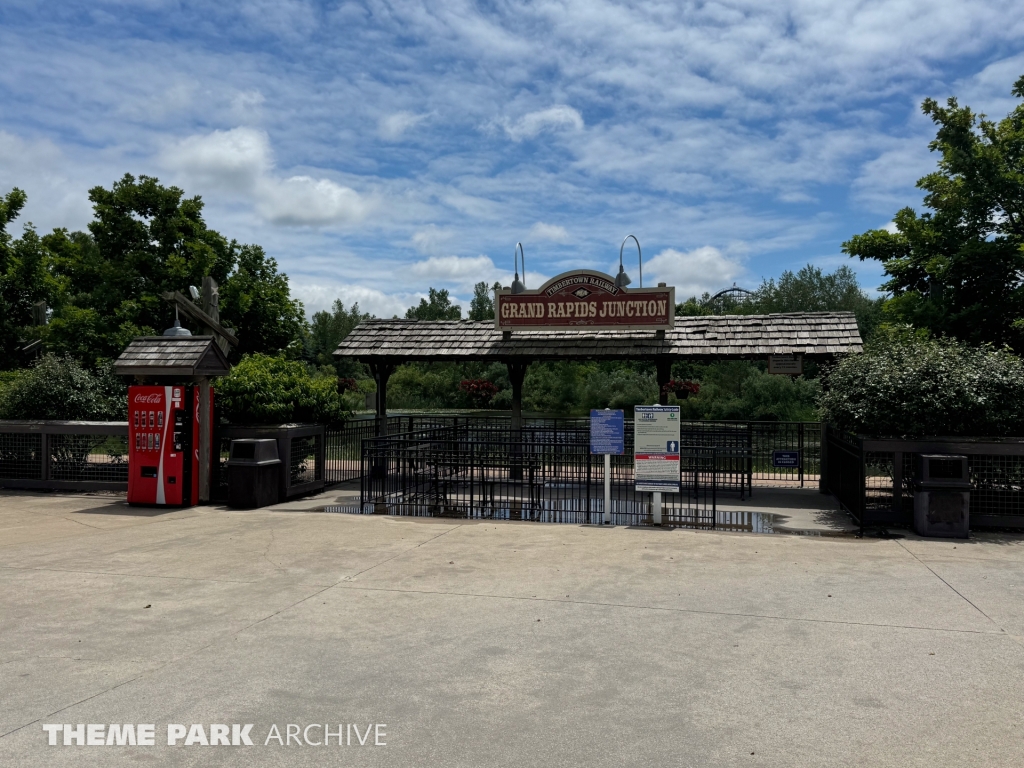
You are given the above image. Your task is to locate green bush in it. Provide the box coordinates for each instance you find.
[819,328,1024,437]
[580,367,658,413]
[215,354,348,425]
[679,362,819,422]
[0,354,125,420]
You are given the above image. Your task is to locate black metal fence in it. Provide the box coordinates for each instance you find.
[822,425,1024,531]
[325,415,820,490]
[0,421,129,491]
[360,424,720,528]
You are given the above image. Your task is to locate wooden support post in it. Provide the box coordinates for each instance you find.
[198,376,211,503]
[656,359,672,406]
[368,361,394,491]
[369,362,395,437]
[819,422,828,494]
[506,361,528,481]
[200,276,230,355]
[892,451,903,518]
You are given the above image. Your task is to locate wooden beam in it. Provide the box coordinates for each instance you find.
[160,291,239,347]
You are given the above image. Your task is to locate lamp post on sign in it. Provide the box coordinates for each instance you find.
[590,409,624,524]
[511,242,526,295]
[615,235,643,289]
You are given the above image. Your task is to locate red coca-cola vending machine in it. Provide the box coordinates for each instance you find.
[127,385,212,506]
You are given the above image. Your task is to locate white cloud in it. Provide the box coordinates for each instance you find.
[411,225,456,254]
[644,247,745,298]
[851,140,934,213]
[411,255,498,285]
[162,127,369,227]
[0,130,94,232]
[257,175,369,227]
[379,111,431,140]
[529,222,569,243]
[231,89,265,121]
[503,106,584,141]
[162,127,272,193]
[291,280,414,319]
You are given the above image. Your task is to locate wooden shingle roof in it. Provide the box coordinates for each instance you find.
[334,312,862,362]
[115,336,231,377]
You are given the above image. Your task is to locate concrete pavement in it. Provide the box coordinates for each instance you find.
[1,489,1023,766]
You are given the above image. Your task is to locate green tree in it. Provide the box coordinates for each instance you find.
[843,75,1024,348]
[819,328,1024,437]
[681,362,819,421]
[218,244,307,362]
[0,189,57,368]
[3,175,308,367]
[307,300,371,374]
[41,174,236,364]
[741,265,883,340]
[406,287,462,320]
[675,293,714,316]
[468,281,501,321]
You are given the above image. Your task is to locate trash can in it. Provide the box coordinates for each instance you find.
[227,439,281,509]
[913,454,970,538]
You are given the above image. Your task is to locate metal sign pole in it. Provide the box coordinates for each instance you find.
[590,408,623,526]
[604,453,612,525]
[652,491,662,525]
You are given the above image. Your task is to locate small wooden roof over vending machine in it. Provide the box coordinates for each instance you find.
[114,336,231,379]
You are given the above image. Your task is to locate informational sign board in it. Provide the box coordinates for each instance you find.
[590,409,625,455]
[772,450,801,468]
[633,405,681,492]
[768,354,803,375]
[496,270,675,332]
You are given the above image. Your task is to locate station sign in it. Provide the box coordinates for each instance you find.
[633,405,681,492]
[496,270,675,332]
[768,354,803,375]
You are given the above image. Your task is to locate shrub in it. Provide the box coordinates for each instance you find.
[673,362,819,422]
[215,353,348,425]
[819,328,1024,437]
[0,354,125,420]
[459,379,499,408]
[580,367,659,413]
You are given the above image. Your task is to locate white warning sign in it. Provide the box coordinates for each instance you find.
[634,405,681,492]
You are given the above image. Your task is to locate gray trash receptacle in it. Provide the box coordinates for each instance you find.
[913,454,970,538]
[227,439,281,509]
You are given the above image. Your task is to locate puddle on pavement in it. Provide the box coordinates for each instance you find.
[713,510,777,533]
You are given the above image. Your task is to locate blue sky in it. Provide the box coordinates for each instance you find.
[2,1,1023,317]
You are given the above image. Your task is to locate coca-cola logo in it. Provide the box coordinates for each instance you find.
[133,393,163,404]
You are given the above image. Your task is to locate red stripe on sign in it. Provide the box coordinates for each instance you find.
[634,455,680,460]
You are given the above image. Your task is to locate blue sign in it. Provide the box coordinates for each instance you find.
[590,409,624,455]
[772,450,801,468]
[666,440,679,453]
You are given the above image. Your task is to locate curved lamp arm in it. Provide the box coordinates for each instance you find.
[511,242,527,294]
[619,235,642,288]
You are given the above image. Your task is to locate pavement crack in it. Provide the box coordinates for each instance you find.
[0,564,256,585]
[260,527,285,573]
[333,583,1009,637]
[895,540,1006,633]
[346,523,464,581]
